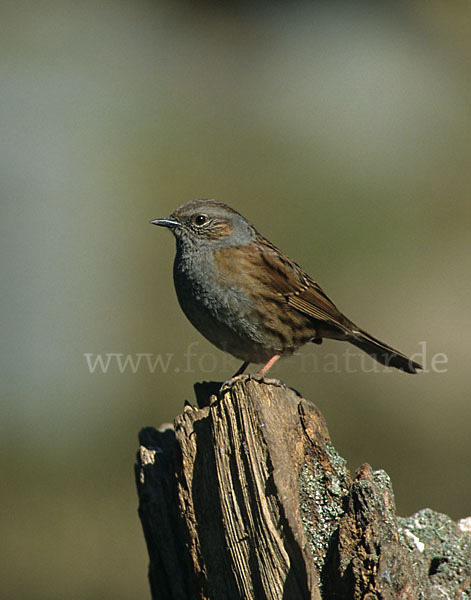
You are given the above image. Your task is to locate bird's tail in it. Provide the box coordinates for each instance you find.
[349,328,422,374]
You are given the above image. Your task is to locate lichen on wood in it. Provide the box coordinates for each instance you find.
[135,378,471,600]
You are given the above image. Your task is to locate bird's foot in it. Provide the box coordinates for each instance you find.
[220,373,250,392]
[248,372,286,387]
[220,371,286,392]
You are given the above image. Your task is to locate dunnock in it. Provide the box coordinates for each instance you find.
[152,199,422,376]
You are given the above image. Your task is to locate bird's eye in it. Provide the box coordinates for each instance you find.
[193,214,207,226]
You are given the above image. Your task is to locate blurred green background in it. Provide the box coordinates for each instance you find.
[2,1,470,598]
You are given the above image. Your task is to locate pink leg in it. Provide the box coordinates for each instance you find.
[257,354,281,376]
[221,355,282,392]
[232,361,250,378]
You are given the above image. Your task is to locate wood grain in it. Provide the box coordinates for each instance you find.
[136,379,471,600]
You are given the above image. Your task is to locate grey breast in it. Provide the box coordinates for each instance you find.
[172,241,277,362]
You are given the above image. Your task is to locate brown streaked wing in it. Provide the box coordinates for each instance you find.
[217,234,353,333]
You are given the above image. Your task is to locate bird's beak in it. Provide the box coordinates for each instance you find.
[150,217,181,228]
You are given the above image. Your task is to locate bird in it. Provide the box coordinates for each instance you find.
[151,199,422,377]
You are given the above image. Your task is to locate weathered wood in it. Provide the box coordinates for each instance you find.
[135,378,471,600]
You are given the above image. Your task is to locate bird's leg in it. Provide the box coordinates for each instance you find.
[221,356,282,392]
[232,361,250,378]
[256,354,281,376]
[219,361,250,392]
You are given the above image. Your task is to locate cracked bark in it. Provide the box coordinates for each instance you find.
[135,379,471,600]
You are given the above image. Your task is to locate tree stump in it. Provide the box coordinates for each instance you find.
[135,378,471,600]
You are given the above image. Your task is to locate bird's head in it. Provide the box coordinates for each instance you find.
[151,199,256,249]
